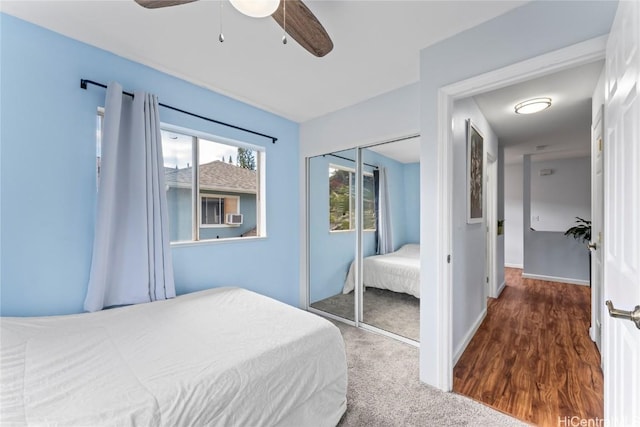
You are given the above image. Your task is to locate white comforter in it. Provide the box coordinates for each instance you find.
[343,244,420,298]
[0,287,347,427]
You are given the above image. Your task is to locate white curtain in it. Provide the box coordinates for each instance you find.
[84,82,175,312]
[377,167,394,255]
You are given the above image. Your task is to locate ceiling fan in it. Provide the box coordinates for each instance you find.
[134,0,333,57]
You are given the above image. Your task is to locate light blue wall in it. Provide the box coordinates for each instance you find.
[308,149,419,303]
[403,162,420,242]
[419,0,617,386]
[0,14,299,316]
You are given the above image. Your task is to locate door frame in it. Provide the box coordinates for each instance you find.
[486,153,497,299]
[590,105,604,354]
[435,35,607,391]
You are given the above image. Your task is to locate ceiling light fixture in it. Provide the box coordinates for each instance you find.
[229,0,280,18]
[514,97,552,115]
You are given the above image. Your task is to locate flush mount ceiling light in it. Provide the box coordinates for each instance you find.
[229,0,280,18]
[514,97,552,115]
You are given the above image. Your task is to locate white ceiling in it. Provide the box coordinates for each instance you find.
[473,60,604,164]
[0,0,527,123]
[4,0,600,166]
[367,136,420,164]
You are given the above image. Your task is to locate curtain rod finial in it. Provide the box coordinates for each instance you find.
[80,79,87,90]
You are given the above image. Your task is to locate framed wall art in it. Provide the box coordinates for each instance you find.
[467,119,484,224]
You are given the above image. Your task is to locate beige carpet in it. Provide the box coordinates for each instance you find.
[333,321,528,427]
[311,288,419,341]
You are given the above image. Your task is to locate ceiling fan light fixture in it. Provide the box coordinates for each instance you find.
[229,0,280,18]
[514,97,552,115]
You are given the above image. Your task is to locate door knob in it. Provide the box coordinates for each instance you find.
[588,242,598,250]
[605,300,640,329]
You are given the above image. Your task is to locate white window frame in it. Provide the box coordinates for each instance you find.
[96,111,267,244]
[164,123,266,243]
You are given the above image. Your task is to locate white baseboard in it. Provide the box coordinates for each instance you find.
[496,280,506,297]
[521,273,589,286]
[453,307,487,366]
[504,263,523,269]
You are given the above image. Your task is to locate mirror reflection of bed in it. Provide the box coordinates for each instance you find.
[308,138,420,342]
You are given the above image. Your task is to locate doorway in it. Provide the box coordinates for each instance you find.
[434,35,608,392]
[447,53,604,425]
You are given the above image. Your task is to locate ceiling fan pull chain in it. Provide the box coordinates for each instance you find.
[282,0,287,44]
[218,0,225,43]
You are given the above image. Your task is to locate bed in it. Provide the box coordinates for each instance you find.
[342,243,420,298]
[0,287,347,426]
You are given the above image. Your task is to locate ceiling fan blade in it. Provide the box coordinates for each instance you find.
[272,0,333,57]
[134,0,198,9]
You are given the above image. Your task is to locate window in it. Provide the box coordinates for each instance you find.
[200,195,240,226]
[96,111,266,243]
[329,165,376,232]
[162,130,264,242]
[201,196,225,225]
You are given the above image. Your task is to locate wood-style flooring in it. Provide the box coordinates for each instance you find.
[453,268,603,427]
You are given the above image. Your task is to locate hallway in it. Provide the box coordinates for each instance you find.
[453,268,603,426]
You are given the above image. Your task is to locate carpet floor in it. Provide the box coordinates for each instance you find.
[311,288,419,341]
[333,321,529,427]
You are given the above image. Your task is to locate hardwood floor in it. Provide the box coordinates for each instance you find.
[453,268,603,427]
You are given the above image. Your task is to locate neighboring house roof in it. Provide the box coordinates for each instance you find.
[165,161,257,194]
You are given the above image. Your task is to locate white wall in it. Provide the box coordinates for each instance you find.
[530,157,591,232]
[451,97,499,362]
[300,83,420,158]
[504,163,524,268]
[592,66,606,118]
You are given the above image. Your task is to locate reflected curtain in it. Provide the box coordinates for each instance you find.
[376,167,394,254]
[84,82,175,312]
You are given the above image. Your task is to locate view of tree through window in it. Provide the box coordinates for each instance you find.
[329,167,354,231]
[329,165,376,231]
[163,133,262,242]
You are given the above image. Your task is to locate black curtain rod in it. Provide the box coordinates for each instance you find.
[80,79,278,144]
[324,153,378,169]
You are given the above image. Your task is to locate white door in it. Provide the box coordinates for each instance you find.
[603,1,640,425]
[485,155,497,299]
[591,105,604,354]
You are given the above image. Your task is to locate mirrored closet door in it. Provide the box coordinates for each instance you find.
[308,149,358,321]
[307,137,421,343]
[359,140,420,341]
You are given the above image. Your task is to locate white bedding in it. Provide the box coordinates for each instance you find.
[0,287,347,427]
[342,244,420,298]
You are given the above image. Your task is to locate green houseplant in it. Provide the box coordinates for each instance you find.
[565,216,592,287]
[564,217,591,243]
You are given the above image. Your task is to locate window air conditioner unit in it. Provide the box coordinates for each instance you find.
[226,213,243,225]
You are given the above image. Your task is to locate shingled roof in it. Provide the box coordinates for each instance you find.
[165,161,257,194]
